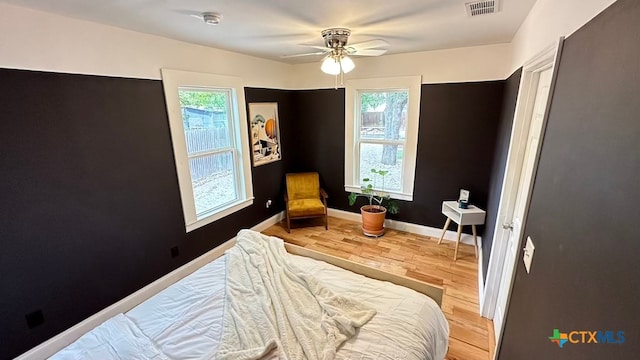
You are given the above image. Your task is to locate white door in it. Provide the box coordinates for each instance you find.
[493,68,553,340]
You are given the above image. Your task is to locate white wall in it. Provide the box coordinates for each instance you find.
[0,3,294,88]
[509,0,617,71]
[290,0,618,88]
[0,1,618,88]
[291,43,513,89]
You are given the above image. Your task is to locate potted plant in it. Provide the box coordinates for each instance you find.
[348,169,399,237]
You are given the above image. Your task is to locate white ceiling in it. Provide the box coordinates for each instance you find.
[2,0,537,64]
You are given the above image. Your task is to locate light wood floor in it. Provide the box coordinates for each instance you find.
[263,216,494,360]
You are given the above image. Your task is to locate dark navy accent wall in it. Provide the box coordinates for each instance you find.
[290,89,347,206]
[498,0,639,358]
[290,83,505,233]
[0,69,293,359]
[482,68,522,279]
[0,63,511,360]
[409,82,504,231]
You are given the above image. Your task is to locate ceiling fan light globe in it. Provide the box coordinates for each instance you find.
[321,57,341,75]
[340,56,355,73]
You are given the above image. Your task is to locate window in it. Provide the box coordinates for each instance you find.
[345,76,421,201]
[161,69,253,232]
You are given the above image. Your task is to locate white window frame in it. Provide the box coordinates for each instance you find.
[344,76,422,201]
[161,69,254,232]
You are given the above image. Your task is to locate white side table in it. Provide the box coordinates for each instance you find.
[438,201,486,261]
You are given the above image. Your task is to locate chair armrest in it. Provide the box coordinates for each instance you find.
[320,188,328,199]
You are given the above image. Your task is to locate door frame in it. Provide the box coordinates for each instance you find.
[481,38,564,321]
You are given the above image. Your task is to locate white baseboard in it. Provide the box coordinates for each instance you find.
[327,208,482,247]
[16,211,286,360]
[252,211,286,232]
[478,245,485,312]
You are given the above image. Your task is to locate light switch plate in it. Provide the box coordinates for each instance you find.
[523,236,535,273]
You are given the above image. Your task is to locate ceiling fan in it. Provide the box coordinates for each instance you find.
[282,28,388,77]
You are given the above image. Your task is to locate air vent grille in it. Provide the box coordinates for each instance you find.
[466,0,499,17]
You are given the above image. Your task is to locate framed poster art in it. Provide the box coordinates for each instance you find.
[248,102,281,166]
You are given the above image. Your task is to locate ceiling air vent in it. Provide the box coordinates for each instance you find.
[465,0,499,17]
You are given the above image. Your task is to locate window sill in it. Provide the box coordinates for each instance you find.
[186,197,254,232]
[344,185,413,201]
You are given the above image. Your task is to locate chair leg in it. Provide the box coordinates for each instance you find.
[286,212,291,233]
[324,213,328,230]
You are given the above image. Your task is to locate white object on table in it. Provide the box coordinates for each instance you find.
[438,201,486,261]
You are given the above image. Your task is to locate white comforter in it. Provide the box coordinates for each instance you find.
[48,314,167,360]
[217,230,376,359]
[52,231,449,360]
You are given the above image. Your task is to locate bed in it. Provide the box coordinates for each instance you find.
[50,230,449,360]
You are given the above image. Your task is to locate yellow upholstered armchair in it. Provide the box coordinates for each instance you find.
[285,172,328,232]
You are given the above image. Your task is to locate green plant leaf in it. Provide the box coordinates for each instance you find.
[386,201,399,214]
[347,167,400,214]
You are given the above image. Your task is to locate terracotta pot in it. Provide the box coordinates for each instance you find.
[360,205,387,237]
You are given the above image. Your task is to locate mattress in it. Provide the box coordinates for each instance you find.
[53,249,449,360]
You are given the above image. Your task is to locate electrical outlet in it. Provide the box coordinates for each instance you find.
[170,246,179,258]
[26,309,44,329]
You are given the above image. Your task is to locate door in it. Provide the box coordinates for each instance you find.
[493,67,553,340]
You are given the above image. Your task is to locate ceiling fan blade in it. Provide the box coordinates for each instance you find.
[281,51,328,58]
[347,39,389,51]
[351,49,388,57]
[299,44,330,51]
[172,9,203,17]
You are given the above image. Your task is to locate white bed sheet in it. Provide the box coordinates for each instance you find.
[124,252,448,360]
[49,314,167,360]
[126,256,227,359]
